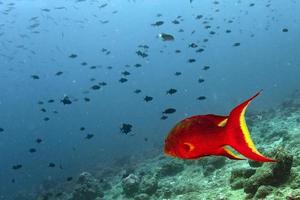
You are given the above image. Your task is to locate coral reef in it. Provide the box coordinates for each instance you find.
[243,148,293,197]
[36,96,300,200]
[121,174,140,197]
[70,172,104,200]
[157,160,184,177]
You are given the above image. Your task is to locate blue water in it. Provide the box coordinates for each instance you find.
[0,0,299,199]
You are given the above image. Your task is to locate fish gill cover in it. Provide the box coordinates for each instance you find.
[0,0,299,199]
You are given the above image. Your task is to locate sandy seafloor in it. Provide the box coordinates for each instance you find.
[34,94,300,200]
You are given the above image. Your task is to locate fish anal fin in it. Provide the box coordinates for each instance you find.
[215,146,245,160]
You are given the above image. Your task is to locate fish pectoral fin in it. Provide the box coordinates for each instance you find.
[215,146,245,160]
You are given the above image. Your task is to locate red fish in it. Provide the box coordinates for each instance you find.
[164,91,276,162]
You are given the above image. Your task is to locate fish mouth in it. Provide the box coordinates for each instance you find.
[164,142,176,157]
[164,149,176,157]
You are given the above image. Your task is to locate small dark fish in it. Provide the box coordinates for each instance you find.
[81,62,87,66]
[163,108,176,114]
[99,3,108,8]
[67,177,73,182]
[55,71,63,76]
[134,63,142,68]
[122,71,130,76]
[61,96,72,105]
[12,164,22,170]
[196,48,204,53]
[0,127,4,132]
[36,138,42,144]
[226,30,232,33]
[134,89,141,94]
[189,43,198,48]
[48,162,56,168]
[249,3,255,7]
[80,127,85,131]
[159,33,175,41]
[197,96,207,100]
[138,45,149,49]
[198,78,205,83]
[136,50,148,58]
[172,20,180,24]
[175,50,181,53]
[151,21,164,26]
[161,115,168,120]
[174,72,182,76]
[43,117,50,121]
[91,85,101,90]
[69,54,77,58]
[196,15,203,20]
[85,134,94,139]
[188,58,196,63]
[233,42,241,47]
[84,97,90,102]
[166,89,177,95]
[29,148,36,153]
[209,31,216,35]
[48,99,55,103]
[99,82,107,86]
[54,6,66,10]
[119,78,128,83]
[31,75,40,80]
[203,66,210,70]
[100,20,109,24]
[11,179,15,183]
[120,123,132,134]
[282,28,288,32]
[41,8,50,12]
[144,137,148,142]
[144,96,153,102]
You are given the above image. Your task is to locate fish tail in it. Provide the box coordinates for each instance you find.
[225,91,276,162]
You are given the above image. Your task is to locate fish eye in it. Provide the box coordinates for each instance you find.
[183,142,195,152]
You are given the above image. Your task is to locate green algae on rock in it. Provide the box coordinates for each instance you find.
[244,148,293,197]
[139,175,158,195]
[121,174,140,197]
[71,172,104,200]
[230,168,256,190]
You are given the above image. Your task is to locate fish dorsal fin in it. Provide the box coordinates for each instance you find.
[204,114,228,127]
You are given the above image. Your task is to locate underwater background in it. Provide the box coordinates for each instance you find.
[0,0,300,199]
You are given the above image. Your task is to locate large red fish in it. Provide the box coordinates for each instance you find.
[164,91,276,162]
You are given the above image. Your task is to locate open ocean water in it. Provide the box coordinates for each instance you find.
[0,0,300,199]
